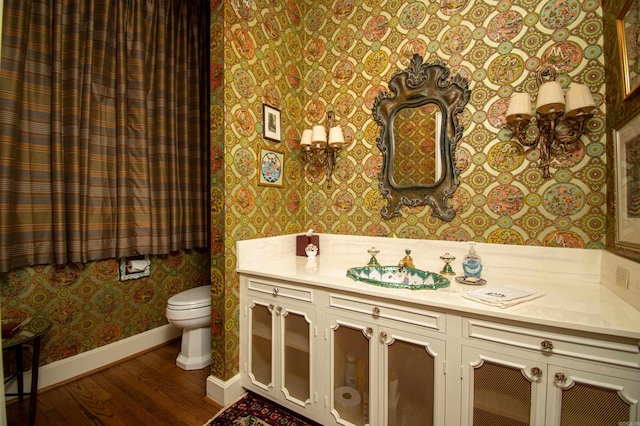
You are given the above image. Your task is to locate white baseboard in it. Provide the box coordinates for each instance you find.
[5,324,181,395]
[206,373,244,406]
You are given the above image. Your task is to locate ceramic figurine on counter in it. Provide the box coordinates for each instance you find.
[305,243,318,260]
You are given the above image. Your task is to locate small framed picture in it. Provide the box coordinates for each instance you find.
[614,111,640,249]
[258,147,284,187]
[616,0,640,99]
[263,104,281,142]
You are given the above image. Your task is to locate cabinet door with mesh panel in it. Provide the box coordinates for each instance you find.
[382,327,446,426]
[280,306,314,408]
[247,300,275,393]
[461,346,547,426]
[545,364,640,425]
[329,318,373,426]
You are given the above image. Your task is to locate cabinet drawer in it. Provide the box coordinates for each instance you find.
[246,278,314,303]
[329,293,445,332]
[463,318,640,369]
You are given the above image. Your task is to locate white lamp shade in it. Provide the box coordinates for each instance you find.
[505,93,532,121]
[328,126,344,148]
[565,84,595,117]
[536,81,565,114]
[311,125,327,148]
[300,129,312,147]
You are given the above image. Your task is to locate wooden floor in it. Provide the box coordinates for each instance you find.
[6,339,223,426]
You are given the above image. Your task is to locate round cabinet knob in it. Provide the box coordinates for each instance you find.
[530,367,543,379]
[273,287,279,296]
[276,306,283,315]
[555,372,567,385]
[364,327,373,338]
[372,307,380,317]
[379,331,388,343]
[540,339,554,351]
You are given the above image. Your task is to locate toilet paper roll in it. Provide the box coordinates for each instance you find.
[335,386,361,422]
[127,259,148,273]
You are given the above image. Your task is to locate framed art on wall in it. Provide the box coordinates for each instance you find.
[263,104,281,142]
[258,147,284,187]
[614,111,640,249]
[616,0,640,99]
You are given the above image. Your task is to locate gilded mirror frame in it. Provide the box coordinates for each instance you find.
[373,54,471,221]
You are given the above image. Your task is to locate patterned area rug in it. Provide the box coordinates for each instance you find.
[206,393,316,426]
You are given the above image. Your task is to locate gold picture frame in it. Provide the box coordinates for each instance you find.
[614,111,640,250]
[616,0,640,100]
[257,147,284,187]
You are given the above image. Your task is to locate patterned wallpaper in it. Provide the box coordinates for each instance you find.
[218,0,609,379]
[218,0,309,380]
[1,250,210,367]
[209,0,228,380]
[302,0,607,246]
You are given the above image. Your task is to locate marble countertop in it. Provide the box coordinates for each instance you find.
[237,234,640,341]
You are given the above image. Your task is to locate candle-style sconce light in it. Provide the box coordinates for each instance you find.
[300,111,346,180]
[505,65,596,179]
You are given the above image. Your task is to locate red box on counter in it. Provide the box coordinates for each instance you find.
[296,235,320,256]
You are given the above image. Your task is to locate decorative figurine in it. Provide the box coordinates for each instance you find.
[305,243,318,260]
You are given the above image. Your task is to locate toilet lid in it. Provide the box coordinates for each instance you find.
[167,286,210,310]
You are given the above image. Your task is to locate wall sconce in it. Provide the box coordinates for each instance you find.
[505,65,595,179]
[300,112,345,180]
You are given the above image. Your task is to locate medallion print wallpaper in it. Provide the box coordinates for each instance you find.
[1,250,210,366]
[218,0,611,379]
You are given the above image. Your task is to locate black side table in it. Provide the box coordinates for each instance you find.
[3,317,52,426]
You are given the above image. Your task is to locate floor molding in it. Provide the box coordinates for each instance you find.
[206,373,244,406]
[5,324,181,395]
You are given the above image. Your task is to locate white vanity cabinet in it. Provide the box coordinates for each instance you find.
[236,234,640,426]
[461,318,640,425]
[324,292,447,426]
[240,276,320,419]
[239,274,640,426]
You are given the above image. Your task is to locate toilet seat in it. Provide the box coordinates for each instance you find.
[167,286,210,311]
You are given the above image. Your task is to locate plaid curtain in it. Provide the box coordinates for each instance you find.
[0,0,210,272]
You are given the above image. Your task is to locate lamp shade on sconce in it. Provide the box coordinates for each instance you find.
[505,64,595,180]
[328,126,344,148]
[565,84,596,117]
[300,129,312,148]
[505,93,532,121]
[536,81,565,114]
[311,125,327,148]
[301,111,348,181]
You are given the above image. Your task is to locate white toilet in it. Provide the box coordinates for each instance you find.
[165,285,211,370]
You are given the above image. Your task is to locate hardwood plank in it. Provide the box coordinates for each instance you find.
[134,352,209,398]
[39,379,133,425]
[95,362,207,425]
[5,339,223,426]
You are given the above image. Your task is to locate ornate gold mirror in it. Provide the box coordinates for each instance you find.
[373,54,471,221]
